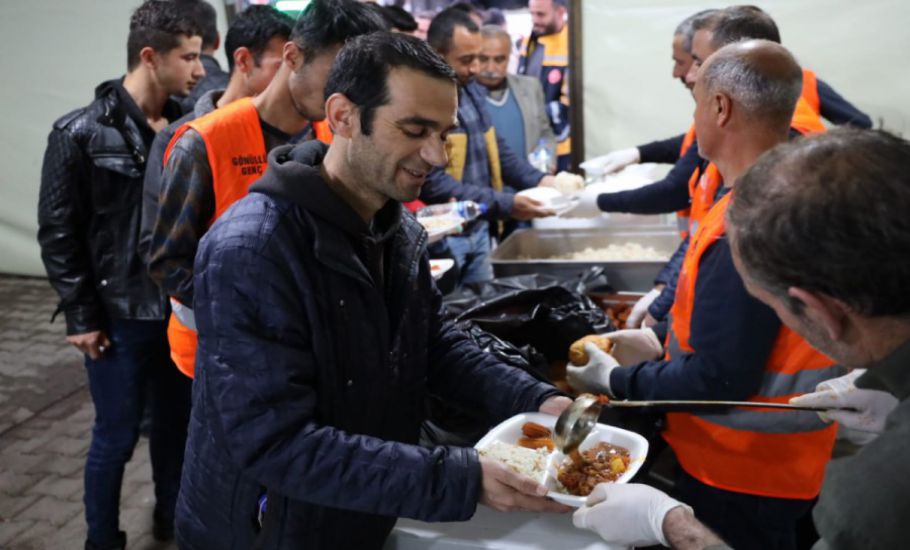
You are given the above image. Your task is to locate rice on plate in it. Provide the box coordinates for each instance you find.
[478,440,549,480]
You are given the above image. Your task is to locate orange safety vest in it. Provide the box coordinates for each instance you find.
[675,124,698,237]
[662,192,840,499]
[162,98,268,378]
[800,69,820,116]
[313,119,333,144]
[685,161,721,237]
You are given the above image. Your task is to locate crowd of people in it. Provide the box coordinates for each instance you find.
[35,1,907,549]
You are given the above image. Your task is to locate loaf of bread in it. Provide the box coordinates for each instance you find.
[568,334,615,366]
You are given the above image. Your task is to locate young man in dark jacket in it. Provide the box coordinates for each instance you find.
[177,32,572,550]
[36,2,204,548]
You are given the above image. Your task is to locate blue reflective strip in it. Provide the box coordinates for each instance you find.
[760,365,847,398]
[677,216,689,232]
[694,407,830,433]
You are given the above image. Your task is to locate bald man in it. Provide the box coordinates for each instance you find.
[568,41,842,550]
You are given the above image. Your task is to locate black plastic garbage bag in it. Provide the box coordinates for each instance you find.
[420,268,615,447]
[449,268,615,363]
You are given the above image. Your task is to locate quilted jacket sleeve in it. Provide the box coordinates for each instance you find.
[37,127,104,335]
[193,233,482,523]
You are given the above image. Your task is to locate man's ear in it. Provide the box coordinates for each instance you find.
[212,31,221,52]
[233,46,253,74]
[325,92,356,139]
[283,40,302,70]
[716,92,733,127]
[139,46,159,69]
[788,287,849,341]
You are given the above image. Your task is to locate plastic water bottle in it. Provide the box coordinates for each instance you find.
[528,138,555,173]
[417,200,488,221]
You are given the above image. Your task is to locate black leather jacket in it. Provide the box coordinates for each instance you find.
[38,79,178,334]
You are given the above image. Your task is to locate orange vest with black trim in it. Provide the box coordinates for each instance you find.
[662,192,840,499]
[162,98,268,378]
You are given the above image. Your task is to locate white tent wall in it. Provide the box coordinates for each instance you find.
[581,0,910,158]
[2,2,908,276]
[0,1,229,276]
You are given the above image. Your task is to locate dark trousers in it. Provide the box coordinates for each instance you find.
[675,471,815,550]
[83,318,192,547]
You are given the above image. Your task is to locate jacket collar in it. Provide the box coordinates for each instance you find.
[250,142,419,288]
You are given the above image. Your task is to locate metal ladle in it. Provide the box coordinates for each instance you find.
[553,393,602,455]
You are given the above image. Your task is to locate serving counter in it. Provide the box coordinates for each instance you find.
[490,228,680,292]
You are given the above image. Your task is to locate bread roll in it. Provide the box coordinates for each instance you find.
[568,334,615,366]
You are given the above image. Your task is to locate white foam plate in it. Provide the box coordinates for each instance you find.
[516,187,580,217]
[475,412,649,507]
[418,214,464,243]
[429,258,455,280]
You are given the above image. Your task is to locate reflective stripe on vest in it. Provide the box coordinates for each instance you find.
[162,97,267,378]
[663,192,838,499]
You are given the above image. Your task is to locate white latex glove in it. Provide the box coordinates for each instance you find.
[564,188,603,218]
[581,148,641,178]
[625,288,661,329]
[566,342,619,395]
[604,328,664,366]
[573,483,690,547]
[789,369,898,445]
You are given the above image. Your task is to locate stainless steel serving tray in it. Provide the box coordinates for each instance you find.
[491,228,682,292]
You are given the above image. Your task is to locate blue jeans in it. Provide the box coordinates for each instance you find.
[444,220,494,285]
[83,319,192,547]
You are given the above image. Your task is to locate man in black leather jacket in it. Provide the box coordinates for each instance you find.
[36,3,204,549]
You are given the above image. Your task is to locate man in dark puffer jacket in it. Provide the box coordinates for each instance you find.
[176,32,572,550]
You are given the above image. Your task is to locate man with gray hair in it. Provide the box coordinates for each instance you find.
[568,40,841,550]
[476,25,555,160]
[568,127,910,550]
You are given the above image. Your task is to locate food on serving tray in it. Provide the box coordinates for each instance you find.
[479,441,549,479]
[521,421,552,439]
[525,243,669,262]
[568,334,615,366]
[553,171,585,194]
[606,303,632,330]
[517,437,556,451]
[556,441,632,496]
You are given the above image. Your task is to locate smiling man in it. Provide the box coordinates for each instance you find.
[37,2,203,548]
[175,31,571,549]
